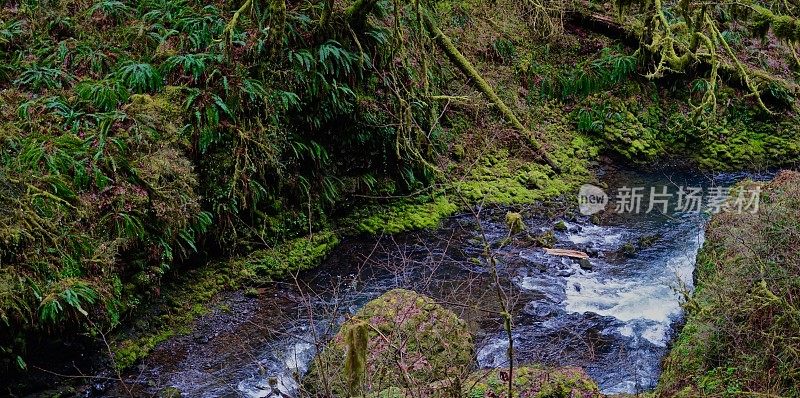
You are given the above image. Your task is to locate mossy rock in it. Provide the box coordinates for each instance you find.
[464,366,601,398]
[304,289,474,397]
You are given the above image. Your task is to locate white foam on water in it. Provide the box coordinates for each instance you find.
[284,341,314,374]
[238,338,316,397]
[618,324,634,337]
[641,323,670,347]
[238,374,298,398]
[566,223,624,246]
[564,223,705,359]
[564,276,681,323]
[604,380,638,395]
[476,337,510,368]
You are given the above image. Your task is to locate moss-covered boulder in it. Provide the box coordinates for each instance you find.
[304,289,474,397]
[464,366,602,398]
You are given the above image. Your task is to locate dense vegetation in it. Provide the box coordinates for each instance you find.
[0,0,799,395]
[0,0,444,370]
[657,172,800,397]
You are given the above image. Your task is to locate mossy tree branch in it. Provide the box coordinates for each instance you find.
[421,11,561,173]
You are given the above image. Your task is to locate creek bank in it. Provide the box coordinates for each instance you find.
[655,171,800,397]
[102,165,768,398]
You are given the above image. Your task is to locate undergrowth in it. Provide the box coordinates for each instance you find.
[657,171,800,397]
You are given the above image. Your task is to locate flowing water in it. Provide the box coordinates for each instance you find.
[120,167,774,397]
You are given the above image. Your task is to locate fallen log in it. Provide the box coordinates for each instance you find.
[422,11,562,173]
[566,3,800,98]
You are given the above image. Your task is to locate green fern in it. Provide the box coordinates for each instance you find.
[14,65,74,91]
[175,5,224,51]
[141,0,190,25]
[38,280,98,323]
[73,42,116,76]
[75,78,129,112]
[0,19,24,46]
[162,53,220,81]
[116,62,163,93]
[87,0,133,22]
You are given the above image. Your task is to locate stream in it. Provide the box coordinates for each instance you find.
[116,167,774,397]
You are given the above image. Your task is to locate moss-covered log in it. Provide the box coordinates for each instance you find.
[569,1,800,108]
[422,12,562,173]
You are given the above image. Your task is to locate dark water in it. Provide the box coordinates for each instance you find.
[119,167,774,397]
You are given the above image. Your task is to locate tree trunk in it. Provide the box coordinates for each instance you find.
[346,0,379,31]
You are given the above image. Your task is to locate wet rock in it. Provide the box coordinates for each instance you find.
[303,289,473,397]
[620,242,636,257]
[524,302,555,318]
[579,258,593,271]
[464,366,602,398]
[554,221,568,231]
[193,334,209,344]
[557,268,575,277]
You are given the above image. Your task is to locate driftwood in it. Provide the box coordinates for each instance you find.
[543,248,589,259]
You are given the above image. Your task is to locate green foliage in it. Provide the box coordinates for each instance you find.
[162,53,220,81]
[87,0,133,22]
[493,38,517,63]
[535,48,638,100]
[657,173,800,397]
[38,280,98,323]
[117,62,163,93]
[14,65,73,91]
[0,19,24,46]
[75,78,129,111]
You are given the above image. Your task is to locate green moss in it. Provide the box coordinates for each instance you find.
[453,149,573,205]
[111,231,339,371]
[533,230,557,248]
[465,366,600,398]
[505,212,525,234]
[579,94,664,162]
[114,329,176,371]
[235,231,340,282]
[304,289,474,397]
[693,119,800,171]
[353,196,459,235]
